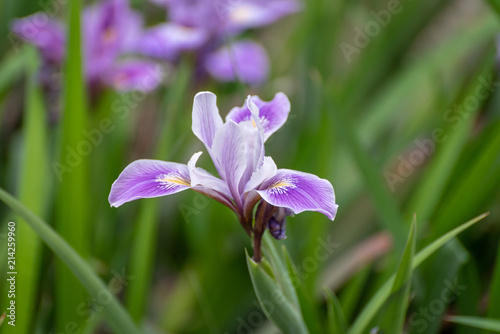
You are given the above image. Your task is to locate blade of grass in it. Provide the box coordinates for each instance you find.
[283,247,323,334]
[0,187,140,333]
[325,289,348,334]
[486,242,500,334]
[378,217,416,334]
[349,212,488,334]
[2,46,48,334]
[448,316,500,332]
[55,0,90,330]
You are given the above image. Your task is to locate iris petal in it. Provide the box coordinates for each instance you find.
[107,60,164,92]
[192,91,223,150]
[257,169,338,220]
[109,159,191,207]
[136,23,207,61]
[11,14,65,63]
[204,40,269,85]
[211,121,247,209]
[226,92,291,141]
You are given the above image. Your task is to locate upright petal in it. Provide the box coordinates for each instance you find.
[109,159,191,207]
[136,23,207,61]
[211,121,247,209]
[226,92,291,141]
[106,60,164,92]
[257,169,337,220]
[11,14,65,63]
[244,156,278,193]
[192,91,223,149]
[204,40,269,85]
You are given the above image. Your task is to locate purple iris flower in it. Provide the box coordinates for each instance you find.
[11,0,163,93]
[138,0,301,84]
[108,91,337,261]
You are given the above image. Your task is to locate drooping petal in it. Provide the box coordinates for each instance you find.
[109,159,191,207]
[192,91,223,149]
[11,14,65,63]
[204,40,269,85]
[226,0,302,32]
[211,121,247,209]
[106,60,164,92]
[136,23,207,61]
[226,92,291,141]
[257,169,338,220]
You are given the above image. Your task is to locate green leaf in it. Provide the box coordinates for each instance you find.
[325,289,348,334]
[262,233,300,308]
[0,188,140,334]
[0,49,26,99]
[448,316,500,332]
[283,247,323,334]
[349,212,488,334]
[55,0,90,330]
[3,47,49,334]
[378,217,416,334]
[486,242,500,334]
[246,250,309,334]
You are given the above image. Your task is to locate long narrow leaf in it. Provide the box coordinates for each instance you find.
[349,212,488,334]
[0,188,139,333]
[448,316,500,332]
[55,0,90,330]
[379,217,416,334]
[246,251,309,334]
[4,47,48,334]
[325,289,348,334]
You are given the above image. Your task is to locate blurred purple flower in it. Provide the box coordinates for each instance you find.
[204,40,269,84]
[139,0,301,84]
[11,0,163,93]
[109,91,337,261]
